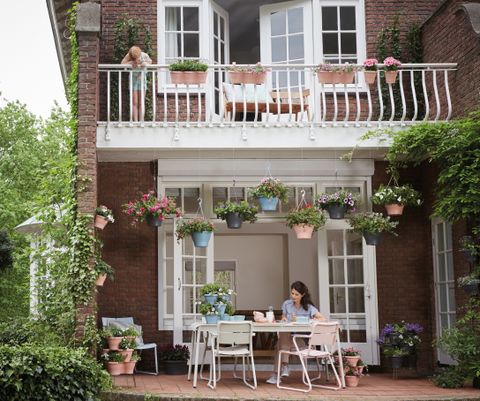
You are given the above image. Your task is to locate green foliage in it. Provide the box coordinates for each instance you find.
[433,366,466,388]
[214,201,258,223]
[199,283,222,296]
[0,231,13,271]
[286,206,326,231]
[160,344,190,361]
[457,266,480,286]
[371,184,422,206]
[0,344,111,400]
[383,347,409,357]
[347,212,398,234]
[176,218,214,241]
[199,302,218,315]
[249,177,288,203]
[168,60,208,72]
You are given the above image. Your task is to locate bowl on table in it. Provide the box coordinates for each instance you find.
[296,316,309,323]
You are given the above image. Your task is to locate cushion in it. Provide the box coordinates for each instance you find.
[223,83,273,103]
[108,320,144,346]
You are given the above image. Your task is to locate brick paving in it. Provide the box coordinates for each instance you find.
[110,372,480,400]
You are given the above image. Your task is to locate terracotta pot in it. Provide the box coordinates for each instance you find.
[317,71,335,84]
[385,70,398,84]
[94,215,108,229]
[229,71,266,84]
[170,71,208,85]
[337,71,355,84]
[119,349,134,362]
[364,71,377,85]
[124,361,137,374]
[345,355,360,367]
[385,204,404,216]
[107,362,125,376]
[107,337,123,351]
[96,273,107,286]
[345,375,360,387]
[293,224,314,239]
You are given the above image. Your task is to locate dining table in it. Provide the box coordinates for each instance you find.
[187,320,345,388]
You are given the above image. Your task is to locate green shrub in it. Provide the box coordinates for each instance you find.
[168,60,208,72]
[0,345,111,400]
[433,366,466,388]
[0,318,62,346]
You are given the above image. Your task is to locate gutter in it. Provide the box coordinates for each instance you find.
[46,0,68,90]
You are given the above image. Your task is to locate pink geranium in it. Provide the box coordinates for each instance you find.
[123,191,182,224]
[363,58,378,71]
[383,57,401,71]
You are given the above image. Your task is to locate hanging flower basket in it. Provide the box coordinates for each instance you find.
[146,214,164,227]
[225,212,243,228]
[95,206,114,229]
[258,196,279,211]
[250,177,288,212]
[123,191,182,226]
[385,204,405,216]
[215,201,258,229]
[191,231,212,248]
[347,212,399,247]
[286,204,326,240]
[326,204,347,219]
[176,218,215,248]
[94,215,109,229]
[315,190,357,219]
[371,184,422,216]
[293,224,315,239]
[363,232,382,246]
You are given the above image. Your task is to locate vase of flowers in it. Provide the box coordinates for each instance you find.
[250,177,288,211]
[383,57,401,84]
[363,58,378,85]
[286,205,326,239]
[123,191,182,226]
[371,184,422,216]
[176,217,214,248]
[315,190,357,219]
[227,62,268,84]
[214,200,258,229]
[347,212,398,246]
[95,205,114,229]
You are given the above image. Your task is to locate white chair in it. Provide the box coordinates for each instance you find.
[276,321,342,392]
[102,317,159,375]
[208,321,257,390]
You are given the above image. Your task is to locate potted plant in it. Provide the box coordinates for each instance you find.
[161,344,190,375]
[459,236,479,264]
[104,351,126,376]
[337,63,357,84]
[95,258,114,287]
[169,59,208,85]
[214,200,258,229]
[315,63,335,84]
[383,56,401,84]
[344,366,361,387]
[457,268,480,296]
[123,191,182,227]
[118,337,135,362]
[363,58,378,85]
[227,62,268,84]
[199,302,220,324]
[200,283,222,304]
[378,322,423,369]
[384,347,409,369]
[371,184,422,216]
[250,177,288,211]
[103,327,125,350]
[315,190,357,219]
[286,204,326,239]
[122,327,139,341]
[95,205,114,229]
[176,217,214,248]
[343,347,361,367]
[124,351,140,374]
[347,212,398,245]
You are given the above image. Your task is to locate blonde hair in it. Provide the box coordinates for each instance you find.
[129,46,142,60]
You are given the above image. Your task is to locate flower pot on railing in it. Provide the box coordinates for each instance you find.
[94,215,109,230]
[146,214,163,227]
[293,224,314,239]
[96,273,107,287]
[326,204,347,219]
[337,72,355,84]
[385,71,398,84]
[258,197,279,211]
[229,71,266,85]
[226,212,243,229]
[364,71,377,85]
[363,232,382,246]
[170,71,208,85]
[191,231,212,248]
[317,71,335,84]
[385,204,404,216]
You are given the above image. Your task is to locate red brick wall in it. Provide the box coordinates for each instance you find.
[422,0,480,117]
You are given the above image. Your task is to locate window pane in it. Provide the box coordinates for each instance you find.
[323,33,339,55]
[288,7,303,34]
[166,288,173,314]
[184,34,199,57]
[448,283,456,311]
[330,287,346,313]
[165,33,181,58]
[327,230,343,256]
[340,7,356,30]
[214,42,219,63]
[346,231,362,255]
[183,7,199,31]
[184,188,200,213]
[230,187,245,201]
[341,33,357,55]
[289,34,304,60]
[220,43,225,64]
[439,284,447,312]
[284,187,296,212]
[271,10,286,36]
[220,17,225,40]
[214,13,218,36]
[165,7,181,31]
[182,287,194,313]
[446,252,454,280]
[348,287,365,313]
[436,223,445,252]
[329,259,345,284]
[347,259,363,284]
[272,37,287,62]
[440,313,449,331]
[446,224,453,249]
[322,7,337,30]
[213,187,228,209]
[166,188,182,208]
[438,253,446,281]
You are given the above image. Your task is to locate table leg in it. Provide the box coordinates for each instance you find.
[187,329,196,381]
[193,327,201,388]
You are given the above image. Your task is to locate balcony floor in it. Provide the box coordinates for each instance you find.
[108,371,480,401]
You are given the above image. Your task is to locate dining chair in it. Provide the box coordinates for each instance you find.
[276,321,342,392]
[207,321,257,390]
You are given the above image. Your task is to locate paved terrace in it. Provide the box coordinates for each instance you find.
[105,372,480,401]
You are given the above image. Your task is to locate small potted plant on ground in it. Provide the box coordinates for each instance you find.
[363,58,378,85]
[457,267,480,296]
[383,347,409,369]
[371,184,422,216]
[383,56,401,84]
[161,344,190,375]
[214,200,258,229]
[176,217,214,248]
[250,177,288,211]
[123,191,182,227]
[95,205,114,229]
[315,190,357,219]
[344,366,362,387]
[343,347,361,367]
[227,62,268,84]
[95,258,114,287]
[104,351,126,376]
[286,204,326,239]
[347,212,398,246]
[118,337,135,362]
[124,351,140,374]
[169,59,208,85]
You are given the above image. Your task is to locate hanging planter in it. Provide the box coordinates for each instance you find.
[315,190,357,220]
[371,184,422,216]
[250,177,288,212]
[215,201,258,229]
[385,204,405,216]
[94,258,114,287]
[146,214,163,227]
[191,231,212,248]
[326,204,348,219]
[347,212,399,247]
[258,196,279,211]
[286,201,326,240]
[385,71,399,84]
[123,191,182,226]
[363,59,379,85]
[293,224,315,239]
[363,232,382,246]
[95,205,114,229]
[176,217,214,248]
[227,62,268,84]
[96,273,107,286]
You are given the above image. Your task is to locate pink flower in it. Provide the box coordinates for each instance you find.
[383,57,401,70]
[363,58,378,71]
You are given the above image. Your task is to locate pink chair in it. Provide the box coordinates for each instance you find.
[276,321,343,392]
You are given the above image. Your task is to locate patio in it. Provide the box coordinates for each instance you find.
[108,371,480,401]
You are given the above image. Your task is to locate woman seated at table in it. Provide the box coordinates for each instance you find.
[266,281,326,384]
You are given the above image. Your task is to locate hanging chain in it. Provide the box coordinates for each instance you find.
[196,197,205,218]
[295,189,307,211]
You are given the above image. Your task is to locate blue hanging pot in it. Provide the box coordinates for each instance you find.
[191,231,212,248]
[258,197,279,211]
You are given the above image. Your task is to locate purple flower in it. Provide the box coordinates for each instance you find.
[405,323,423,334]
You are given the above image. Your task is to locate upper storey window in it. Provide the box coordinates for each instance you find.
[164,5,200,62]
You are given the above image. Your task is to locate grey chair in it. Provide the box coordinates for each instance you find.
[102,317,158,375]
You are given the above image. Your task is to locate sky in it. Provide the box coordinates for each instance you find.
[0,1,68,118]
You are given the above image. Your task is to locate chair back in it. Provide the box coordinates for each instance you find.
[101,317,144,345]
[308,321,340,348]
[217,321,253,346]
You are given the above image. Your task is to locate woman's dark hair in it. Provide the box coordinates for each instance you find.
[291,281,315,311]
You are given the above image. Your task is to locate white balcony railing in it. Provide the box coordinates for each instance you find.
[98,63,456,128]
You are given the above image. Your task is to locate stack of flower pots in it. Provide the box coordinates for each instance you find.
[103,327,140,376]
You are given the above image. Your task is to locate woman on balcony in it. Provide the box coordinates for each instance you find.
[121,46,152,121]
[266,281,326,384]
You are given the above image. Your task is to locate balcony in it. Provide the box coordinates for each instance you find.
[97,63,456,157]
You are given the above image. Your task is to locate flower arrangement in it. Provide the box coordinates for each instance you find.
[371,184,422,206]
[168,59,208,72]
[96,205,115,223]
[175,217,214,241]
[383,56,401,71]
[227,61,268,73]
[214,200,258,223]
[286,204,326,232]
[315,63,335,72]
[250,177,289,203]
[160,344,190,361]
[343,347,361,357]
[315,190,358,211]
[363,58,378,71]
[345,366,362,377]
[123,191,182,224]
[377,321,423,349]
[347,212,398,234]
